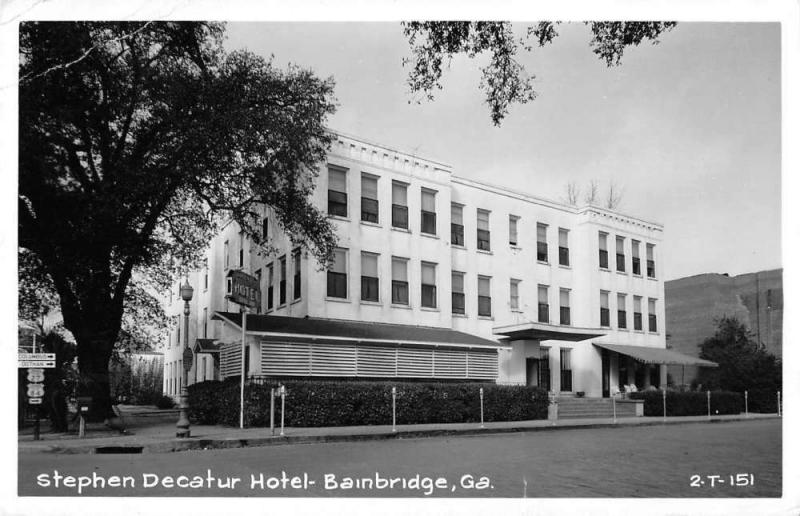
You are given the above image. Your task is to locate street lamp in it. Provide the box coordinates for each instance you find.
[176,278,194,438]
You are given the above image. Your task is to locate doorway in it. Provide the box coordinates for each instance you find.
[602,349,610,397]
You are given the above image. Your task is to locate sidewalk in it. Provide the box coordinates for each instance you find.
[18,407,780,455]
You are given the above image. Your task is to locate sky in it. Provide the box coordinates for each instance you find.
[224,22,781,281]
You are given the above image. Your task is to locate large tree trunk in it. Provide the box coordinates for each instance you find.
[75,336,116,422]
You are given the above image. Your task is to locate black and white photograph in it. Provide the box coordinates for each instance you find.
[3,1,798,515]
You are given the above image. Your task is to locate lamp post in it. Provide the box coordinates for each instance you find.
[176,278,194,438]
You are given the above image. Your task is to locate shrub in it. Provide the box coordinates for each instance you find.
[154,394,176,410]
[188,379,549,427]
[628,390,743,416]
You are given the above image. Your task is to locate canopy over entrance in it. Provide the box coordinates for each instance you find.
[593,342,718,367]
[493,321,607,342]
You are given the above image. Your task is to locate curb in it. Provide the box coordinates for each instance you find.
[19,415,779,455]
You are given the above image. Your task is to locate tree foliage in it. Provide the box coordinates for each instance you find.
[19,22,338,418]
[402,21,677,125]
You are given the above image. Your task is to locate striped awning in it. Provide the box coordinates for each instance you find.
[594,342,718,367]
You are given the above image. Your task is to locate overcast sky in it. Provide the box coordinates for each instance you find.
[225,22,781,281]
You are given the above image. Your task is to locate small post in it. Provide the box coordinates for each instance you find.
[745,391,748,417]
[78,414,85,438]
[777,391,781,417]
[270,388,275,436]
[479,387,485,428]
[391,386,397,432]
[707,390,711,419]
[612,394,617,423]
[280,384,285,436]
[662,388,667,421]
[239,309,248,430]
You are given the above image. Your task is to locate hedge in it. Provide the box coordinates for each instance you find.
[188,378,549,427]
[628,390,743,416]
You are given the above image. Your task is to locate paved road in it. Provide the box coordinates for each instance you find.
[18,419,781,498]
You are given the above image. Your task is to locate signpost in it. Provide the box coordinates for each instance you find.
[226,270,261,430]
[18,353,56,441]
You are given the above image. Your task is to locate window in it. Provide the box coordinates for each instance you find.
[560,349,573,392]
[631,240,641,275]
[204,268,208,290]
[598,232,609,269]
[328,166,348,217]
[327,248,347,299]
[421,262,437,308]
[646,244,656,278]
[478,276,492,317]
[616,236,625,273]
[648,298,658,332]
[292,249,301,300]
[600,291,610,327]
[477,209,491,251]
[617,293,627,329]
[539,348,551,391]
[254,269,262,313]
[279,255,287,305]
[558,228,570,266]
[537,285,549,323]
[361,174,379,223]
[267,264,274,310]
[559,289,571,325]
[391,181,408,229]
[361,252,379,302]
[451,204,464,246]
[176,323,180,348]
[421,189,437,235]
[509,216,519,246]
[633,296,643,330]
[452,272,465,314]
[224,240,229,269]
[238,231,244,268]
[510,279,520,310]
[262,216,269,240]
[537,223,548,262]
[391,257,409,305]
[203,307,208,338]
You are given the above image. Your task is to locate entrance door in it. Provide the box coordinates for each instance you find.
[525,358,539,387]
[601,350,610,397]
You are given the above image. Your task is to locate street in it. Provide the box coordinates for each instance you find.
[18,419,780,498]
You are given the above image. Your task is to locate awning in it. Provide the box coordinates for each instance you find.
[594,342,718,367]
[493,321,607,342]
[211,312,506,350]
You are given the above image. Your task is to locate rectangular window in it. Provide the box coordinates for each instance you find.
[537,284,549,323]
[452,272,465,315]
[361,252,379,302]
[203,307,208,338]
[327,248,348,299]
[478,276,491,317]
[509,216,519,246]
[361,174,379,223]
[262,216,269,240]
[646,244,656,278]
[477,209,491,251]
[510,279,520,310]
[616,236,626,272]
[421,189,437,235]
[451,204,464,246]
[279,255,287,305]
[599,232,609,269]
[558,228,570,266]
[560,349,573,392]
[267,264,274,310]
[633,295,643,331]
[537,223,548,262]
[239,232,244,268]
[539,348,551,391]
[631,239,641,275]
[648,298,658,332]
[292,249,301,300]
[617,293,627,329]
[421,262,437,308]
[391,181,408,229]
[559,289,571,325]
[600,290,610,327]
[328,166,348,217]
[204,269,208,290]
[224,240,229,269]
[255,269,262,313]
[391,257,409,305]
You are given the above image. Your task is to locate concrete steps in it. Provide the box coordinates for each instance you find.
[557,397,638,419]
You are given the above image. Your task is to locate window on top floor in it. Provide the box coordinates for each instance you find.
[328,166,348,217]
[452,271,466,315]
[203,307,208,338]
[451,203,464,246]
[279,255,287,305]
[646,244,656,278]
[262,216,269,241]
[292,249,301,301]
[616,236,626,273]
[558,228,570,266]
[509,216,519,246]
[537,223,548,262]
[421,189,437,235]
[391,181,409,229]
[254,269,262,313]
[361,252,379,302]
[477,209,491,251]
[598,232,609,269]
[361,174,379,223]
[631,239,641,275]
[327,248,348,299]
[224,240,229,269]
[238,231,244,268]
[266,263,274,310]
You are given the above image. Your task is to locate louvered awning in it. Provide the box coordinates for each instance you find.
[594,342,718,367]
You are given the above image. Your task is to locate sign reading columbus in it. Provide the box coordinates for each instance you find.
[226,269,261,308]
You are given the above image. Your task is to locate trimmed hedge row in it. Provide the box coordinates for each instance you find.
[628,390,743,416]
[188,378,549,427]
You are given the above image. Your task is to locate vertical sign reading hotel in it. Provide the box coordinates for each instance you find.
[226,270,261,429]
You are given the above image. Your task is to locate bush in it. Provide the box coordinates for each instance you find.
[154,394,176,409]
[188,379,549,427]
[628,390,743,416]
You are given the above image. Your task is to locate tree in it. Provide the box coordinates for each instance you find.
[403,21,677,125]
[697,317,782,412]
[19,22,338,419]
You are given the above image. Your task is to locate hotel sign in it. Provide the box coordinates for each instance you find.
[226,270,261,309]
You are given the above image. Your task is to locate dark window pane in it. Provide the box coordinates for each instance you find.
[634,312,642,331]
[647,260,656,278]
[538,303,549,323]
[267,286,274,309]
[632,257,641,275]
[327,271,347,298]
[599,250,609,269]
[478,295,492,317]
[477,229,491,251]
[561,370,573,392]
[392,204,408,229]
[328,190,348,217]
[537,242,548,262]
[559,246,570,266]
[279,280,286,304]
[560,306,570,325]
[392,280,409,305]
[451,224,464,246]
[600,308,610,327]
[538,360,551,391]
[361,276,379,302]
[421,284,436,308]
[618,310,627,329]
[452,292,465,314]
[616,253,625,272]
[421,211,436,234]
[649,314,658,332]
[293,274,301,300]
[361,197,379,223]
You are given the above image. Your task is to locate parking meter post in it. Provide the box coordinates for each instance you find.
[479,387,485,429]
[78,414,85,438]
[745,391,748,417]
[707,390,711,419]
[270,388,275,436]
[280,384,285,437]
[391,387,397,433]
